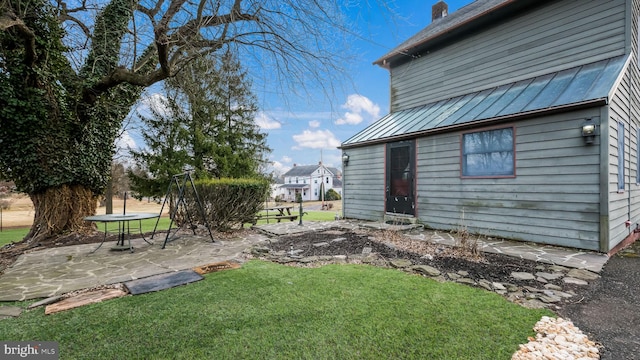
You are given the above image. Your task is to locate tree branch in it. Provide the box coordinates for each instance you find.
[0,9,37,66]
[82,67,167,104]
[59,13,91,37]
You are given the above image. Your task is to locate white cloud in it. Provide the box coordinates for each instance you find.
[255,111,282,129]
[292,129,341,149]
[281,156,293,163]
[115,130,137,150]
[309,120,321,128]
[269,161,291,177]
[335,94,381,125]
[139,93,170,115]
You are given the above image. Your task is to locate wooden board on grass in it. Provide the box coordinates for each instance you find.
[45,289,127,315]
[193,261,241,275]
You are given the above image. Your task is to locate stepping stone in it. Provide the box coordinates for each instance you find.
[124,270,203,295]
[538,294,562,303]
[478,279,493,291]
[535,272,563,281]
[548,265,569,272]
[544,284,563,291]
[492,282,506,291]
[567,268,600,281]
[456,278,476,285]
[563,277,589,286]
[521,299,547,309]
[0,306,23,319]
[362,247,372,255]
[511,272,535,280]
[411,265,441,277]
[543,289,573,299]
[390,259,412,268]
[45,289,127,315]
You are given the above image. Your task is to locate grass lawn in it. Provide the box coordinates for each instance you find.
[0,261,552,359]
[0,212,335,247]
[0,218,173,248]
[0,227,29,247]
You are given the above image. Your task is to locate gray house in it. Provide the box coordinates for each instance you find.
[341,0,640,253]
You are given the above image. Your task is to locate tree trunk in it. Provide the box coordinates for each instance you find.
[25,184,98,245]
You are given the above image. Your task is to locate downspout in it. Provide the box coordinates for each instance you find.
[599,108,610,253]
[628,80,632,237]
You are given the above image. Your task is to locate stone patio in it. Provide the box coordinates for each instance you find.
[0,220,609,303]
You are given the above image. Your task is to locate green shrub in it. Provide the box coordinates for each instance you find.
[177,178,269,231]
[325,188,341,201]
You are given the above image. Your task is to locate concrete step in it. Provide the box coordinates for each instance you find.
[384,214,417,225]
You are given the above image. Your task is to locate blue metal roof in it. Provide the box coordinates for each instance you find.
[343,56,626,147]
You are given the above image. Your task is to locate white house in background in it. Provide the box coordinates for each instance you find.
[275,162,342,202]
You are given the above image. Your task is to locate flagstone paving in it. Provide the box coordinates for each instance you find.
[0,232,270,301]
[0,220,609,302]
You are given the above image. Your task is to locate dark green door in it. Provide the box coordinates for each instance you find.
[386,140,415,215]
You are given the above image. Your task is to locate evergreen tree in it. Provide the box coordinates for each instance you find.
[210,51,271,179]
[129,51,271,198]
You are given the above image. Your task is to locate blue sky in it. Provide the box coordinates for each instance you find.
[118,0,472,176]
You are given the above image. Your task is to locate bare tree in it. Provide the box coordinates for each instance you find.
[0,0,356,244]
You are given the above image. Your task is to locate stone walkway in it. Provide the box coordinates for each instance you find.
[0,220,609,303]
[0,232,270,302]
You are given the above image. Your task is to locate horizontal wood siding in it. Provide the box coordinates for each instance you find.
[629,0,640,249]
[606,0,640,251]
[343,145,385,221]
[609,69,631,250]
[390,0,627,111]
[415,109,602,250]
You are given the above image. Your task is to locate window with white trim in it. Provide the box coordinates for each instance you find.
[462,127,515,177]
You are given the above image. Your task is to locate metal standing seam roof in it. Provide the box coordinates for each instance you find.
[342,55,626,147]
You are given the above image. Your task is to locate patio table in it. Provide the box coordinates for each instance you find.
[84,213,159,253]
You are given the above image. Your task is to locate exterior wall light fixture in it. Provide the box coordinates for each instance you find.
[342,153,350,166]
[581,119,597,145]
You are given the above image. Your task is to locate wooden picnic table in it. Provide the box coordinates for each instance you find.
[253,205,298,224]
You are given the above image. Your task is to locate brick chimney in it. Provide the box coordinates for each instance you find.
[432,1,448,21]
